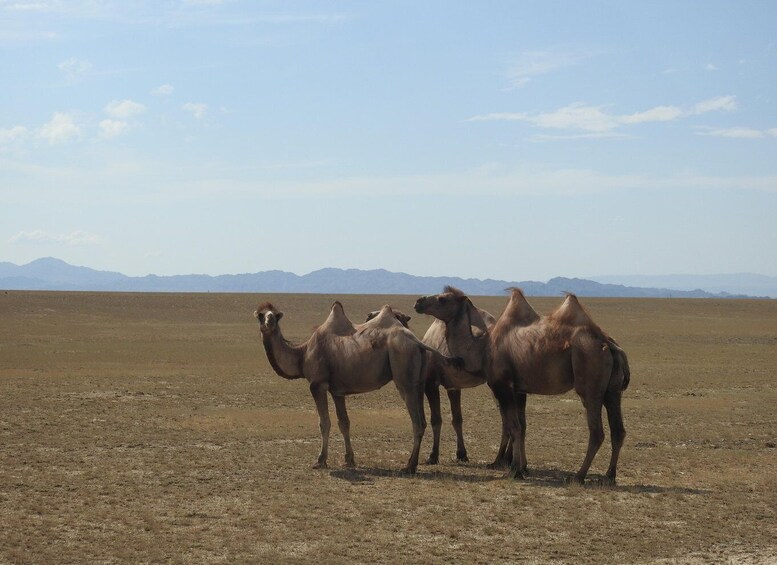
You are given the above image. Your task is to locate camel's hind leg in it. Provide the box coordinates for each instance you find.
[603,389,626,484]
[424,379,442,465]
[310,381,331,469]
[392,350,427,475]
[574,395,605,484]
[447,389,469,462]
[333,395,356,468]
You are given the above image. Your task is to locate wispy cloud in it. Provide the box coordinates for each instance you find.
[506,47,599,89]
[38,112,81,144]
[1,1,51,12]
[0,125,27,143]
[692,95,736,114]
[696,126,777,139]
[104,99,146,119]
[151,84,174,96]
[99,119,129,139]
[468,96,738,136]
[9,229,102,245]
[182,102,207,119]
[58,57,92,83]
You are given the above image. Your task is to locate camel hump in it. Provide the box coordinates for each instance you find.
[320,301,356,336]
[502,288,540,326]
[550,293,596,328]
[359,304,402,331]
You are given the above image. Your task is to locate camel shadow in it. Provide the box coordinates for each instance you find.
[509,466,711,495]
[329,465,502,485]
[330,463,711,495]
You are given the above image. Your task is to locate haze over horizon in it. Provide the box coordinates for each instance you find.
[2,1,776,281]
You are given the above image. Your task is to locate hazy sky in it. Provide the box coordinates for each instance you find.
[2,1,776,280]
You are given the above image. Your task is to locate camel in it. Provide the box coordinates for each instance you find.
[414,286,630,484]
[255,300,461,474]
[368,304,498,464]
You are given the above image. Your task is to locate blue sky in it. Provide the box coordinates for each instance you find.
[1,1,776,280]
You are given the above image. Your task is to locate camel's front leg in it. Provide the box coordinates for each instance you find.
[488,393,512,469]
[310,381,331,469]
[516,392,528,474]
[332,395,356,467]
[490,378,524,479]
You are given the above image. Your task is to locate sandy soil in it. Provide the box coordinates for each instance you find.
[1,291,776,564]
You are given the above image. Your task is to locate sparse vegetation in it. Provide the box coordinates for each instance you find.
[1,291,775,563]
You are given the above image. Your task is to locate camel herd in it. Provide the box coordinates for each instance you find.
[255,287,630,484]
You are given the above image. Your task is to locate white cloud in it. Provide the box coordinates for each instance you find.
[99,119,130,138]
[3,2,50,11]
[692,95,737,114]
[696,126,774,139]
[38,112,81,144]
[506,47,598,89]
[0,125,27,143]
[151,84,174,96]
[104,99,146,119]
[182,102,207,119]
[705,63,718,71]
[620,105,684,124]
[180,167,777,199]
[9,230,102,246]
[469,95,739,135]
[58,57,92,82]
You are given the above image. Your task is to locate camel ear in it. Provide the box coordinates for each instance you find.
[276,311,284,321]
[254,310,261,320]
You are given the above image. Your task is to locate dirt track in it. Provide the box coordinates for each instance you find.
[1,291,776,563]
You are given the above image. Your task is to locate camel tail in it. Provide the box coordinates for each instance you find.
[608,339,630,391]
[417,342,465,370]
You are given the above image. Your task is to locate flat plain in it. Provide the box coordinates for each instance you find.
[1,291,776,564]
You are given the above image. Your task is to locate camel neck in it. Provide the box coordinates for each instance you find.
[262,329,305,380]
[445,307,487,375]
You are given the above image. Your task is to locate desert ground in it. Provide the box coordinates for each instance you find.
[1,291,775,564]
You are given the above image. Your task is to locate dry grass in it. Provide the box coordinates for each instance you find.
[1,291,776,564]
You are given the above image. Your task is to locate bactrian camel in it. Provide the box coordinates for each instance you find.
[255,301,461,473]
[368,304,499,464]
[414,287,630,484]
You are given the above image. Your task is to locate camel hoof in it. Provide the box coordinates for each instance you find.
[570,474,585,485]
[601,475,616,486]
[487,459,507,470]
[425,454,439,465]
[456,451,469,463]
[344,459,356,468]
[312,461,328,470]
[507,466,524,480]
[400,466,417,475]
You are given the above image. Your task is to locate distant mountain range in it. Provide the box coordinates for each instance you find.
[1,258,773,299]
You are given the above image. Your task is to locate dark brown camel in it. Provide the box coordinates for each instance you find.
[255,301,459,473]
[414,287,630,484]
[368,303,498,464]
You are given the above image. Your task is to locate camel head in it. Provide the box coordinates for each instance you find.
[414,286,470,324]
[254,302,284,335]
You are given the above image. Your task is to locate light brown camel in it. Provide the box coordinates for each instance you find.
[368,304,498,464]
[255,300,460,473]
[414,286,630,484]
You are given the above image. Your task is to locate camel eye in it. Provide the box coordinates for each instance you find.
[438,296,447,304]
